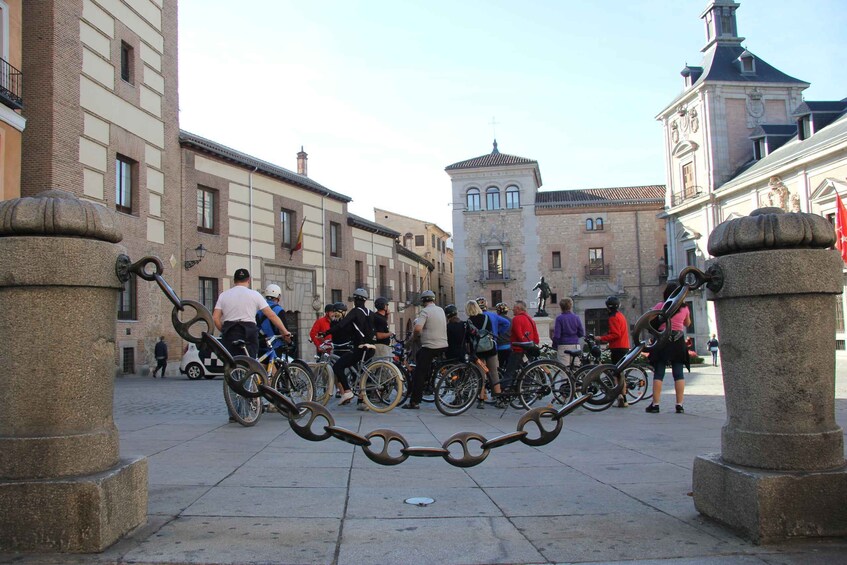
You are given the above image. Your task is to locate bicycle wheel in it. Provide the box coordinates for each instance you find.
[223,369,263,426]
[274,360,315,405]
[517,360,569,410]
[360,360,404,413]
[624,366,650,404]
[434,362,483,416]
[309,362,335,405]
[576,364,619,412]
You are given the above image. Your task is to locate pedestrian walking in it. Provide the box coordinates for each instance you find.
[707,334,720,366]
[152,336,168,378]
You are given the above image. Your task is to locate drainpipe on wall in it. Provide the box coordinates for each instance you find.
[634,211,644,313]
[249,164,258,283]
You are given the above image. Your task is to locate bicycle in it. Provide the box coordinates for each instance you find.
[345,344,405,413]
[565,335,650,411]
[432,354,488,416]
[224,334,315,426]
[308,338,350,406]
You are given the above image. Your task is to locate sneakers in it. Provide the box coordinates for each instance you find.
[401,402,420,410]
[357,402,369,412]
[476,399,485,409]
[645,404,660,413]
[616,396,629,408]
[676,404,685,413]
[338,391,354,405]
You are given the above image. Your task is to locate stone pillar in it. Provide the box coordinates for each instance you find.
[533,316,553,347]
[693,208,847,543]
[0,190,147,552]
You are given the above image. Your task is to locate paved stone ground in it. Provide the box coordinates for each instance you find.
[3,358,847,564]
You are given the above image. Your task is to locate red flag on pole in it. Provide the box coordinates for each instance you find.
[835,193,847,264]
[290,217,306,259]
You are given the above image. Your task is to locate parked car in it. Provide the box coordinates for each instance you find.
[179,343,226,380]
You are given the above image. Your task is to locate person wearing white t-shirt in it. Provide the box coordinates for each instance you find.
[213,268,291,358]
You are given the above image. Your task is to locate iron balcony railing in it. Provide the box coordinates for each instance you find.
[670,185,704,207]
[405,291,420,305]
[0,57,23,110]
[585,264,611,277]
[479,269,511,281]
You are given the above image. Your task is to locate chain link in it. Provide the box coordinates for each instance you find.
[122,254,721,468]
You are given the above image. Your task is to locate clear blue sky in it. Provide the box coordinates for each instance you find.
[178,0,846,234]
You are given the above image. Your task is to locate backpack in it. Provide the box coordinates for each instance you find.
[256,303,285,338]
[352,307,375,344]
[474,315,496,354]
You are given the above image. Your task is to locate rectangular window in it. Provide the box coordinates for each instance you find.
[198,277,218,313]
[120,41,133,83]
[330,222,340,257]
[682,162,695,198]
[486,189,500,210]
[686,248,697,268]
[431,234,436,248]
[552,251,561,269]
[115,155,134,214]
[753,138,766,161]
[798,117,812,140]
[505,188,520,209]
[585,308,609,337]
[355,260,364,288]
[122,347,135,374]
[415,235,424,246]
[117,273,137,320]
[197,187,216,233]
[588,247,604,275]
[487,248,503,279]
[331,289,342,303]
[281,208,295,249]
[491,290,502,305]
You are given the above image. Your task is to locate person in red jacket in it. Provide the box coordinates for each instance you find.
[501,300,540,383]
[309,304,335,355]
[596,295,631,407]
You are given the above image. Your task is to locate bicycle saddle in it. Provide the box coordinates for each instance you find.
[232,339,246,347]
[358,344,377,350]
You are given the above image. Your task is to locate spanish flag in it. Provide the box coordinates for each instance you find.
[290,217,306,258]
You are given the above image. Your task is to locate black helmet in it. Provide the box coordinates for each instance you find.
[333,301,348,313]
[324,303,334,313]
[374,297,389,310]
[444,304,458,318]
[605,295,620,310]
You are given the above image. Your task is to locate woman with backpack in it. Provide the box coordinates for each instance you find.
[466,300,501,408]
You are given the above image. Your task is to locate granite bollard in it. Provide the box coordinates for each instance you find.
[692,207,847,543]
[0,190,147,552]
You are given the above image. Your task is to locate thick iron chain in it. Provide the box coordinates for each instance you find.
[580,264,724,401]
[117,255,599,467]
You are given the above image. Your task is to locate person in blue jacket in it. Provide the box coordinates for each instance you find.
[256,283,286,359]
[476,297,511,381]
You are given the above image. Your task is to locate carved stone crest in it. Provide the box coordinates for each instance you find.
[765,176,790,211]
[746,88,766,127]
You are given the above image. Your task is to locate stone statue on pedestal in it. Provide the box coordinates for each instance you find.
[532,276,551,317]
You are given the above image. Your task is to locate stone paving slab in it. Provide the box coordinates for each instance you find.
[2,362,847,564]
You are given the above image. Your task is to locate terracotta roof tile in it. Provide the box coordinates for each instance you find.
[536,185,666,208]
[445,152,537,171]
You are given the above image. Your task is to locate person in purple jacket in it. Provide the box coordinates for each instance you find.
[552,297,584,367]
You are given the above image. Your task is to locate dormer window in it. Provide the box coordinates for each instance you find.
[738,50,756,74]
[753,138,766,161]
[798,116,812,141]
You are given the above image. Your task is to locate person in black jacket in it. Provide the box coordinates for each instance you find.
[329,288,374,407]
[153,336,168,378]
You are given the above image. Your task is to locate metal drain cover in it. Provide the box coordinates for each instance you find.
[404,497,434,506]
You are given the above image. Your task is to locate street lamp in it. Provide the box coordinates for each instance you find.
[184,244,207,270]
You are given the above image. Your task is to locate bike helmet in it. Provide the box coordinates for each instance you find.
[333,301,348,313]
[420,290,436,303]
[444,304,458,318]
[374,297,389,310]
[475,296,487,310]
[495,302,509,315]
[352,288,369,300]
[324,303,334,314]
[605,295,620,311]
[264,283,282,299]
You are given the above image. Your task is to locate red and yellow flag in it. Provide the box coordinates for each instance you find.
[290,217,306,258]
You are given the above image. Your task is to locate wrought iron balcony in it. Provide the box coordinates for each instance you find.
[405,291,420,305]
[0,57,23,110]
[584,264,611,277]
[670,185,704,207]
[479,269,511,281]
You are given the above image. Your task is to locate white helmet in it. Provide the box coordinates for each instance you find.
[264,284,282,299]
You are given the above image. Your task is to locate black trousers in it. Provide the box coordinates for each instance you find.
[221,321,259,358]
[410,347,446,404]
[333,347,374,391]
[154,358,167,376]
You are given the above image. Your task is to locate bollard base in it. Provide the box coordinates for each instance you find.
[0,457,147,553]
[693,453,847,544]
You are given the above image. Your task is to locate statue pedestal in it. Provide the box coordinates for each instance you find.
[533,316,553,347]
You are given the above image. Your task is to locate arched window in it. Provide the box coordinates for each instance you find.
[595,218,604,231]
[486,186,500,210]
[466,188,481,211]
[586,218,594,231]
[505,185,520,209]
[403,232,413,248]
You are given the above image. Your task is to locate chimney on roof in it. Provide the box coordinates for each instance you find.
[297,146,308,176]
